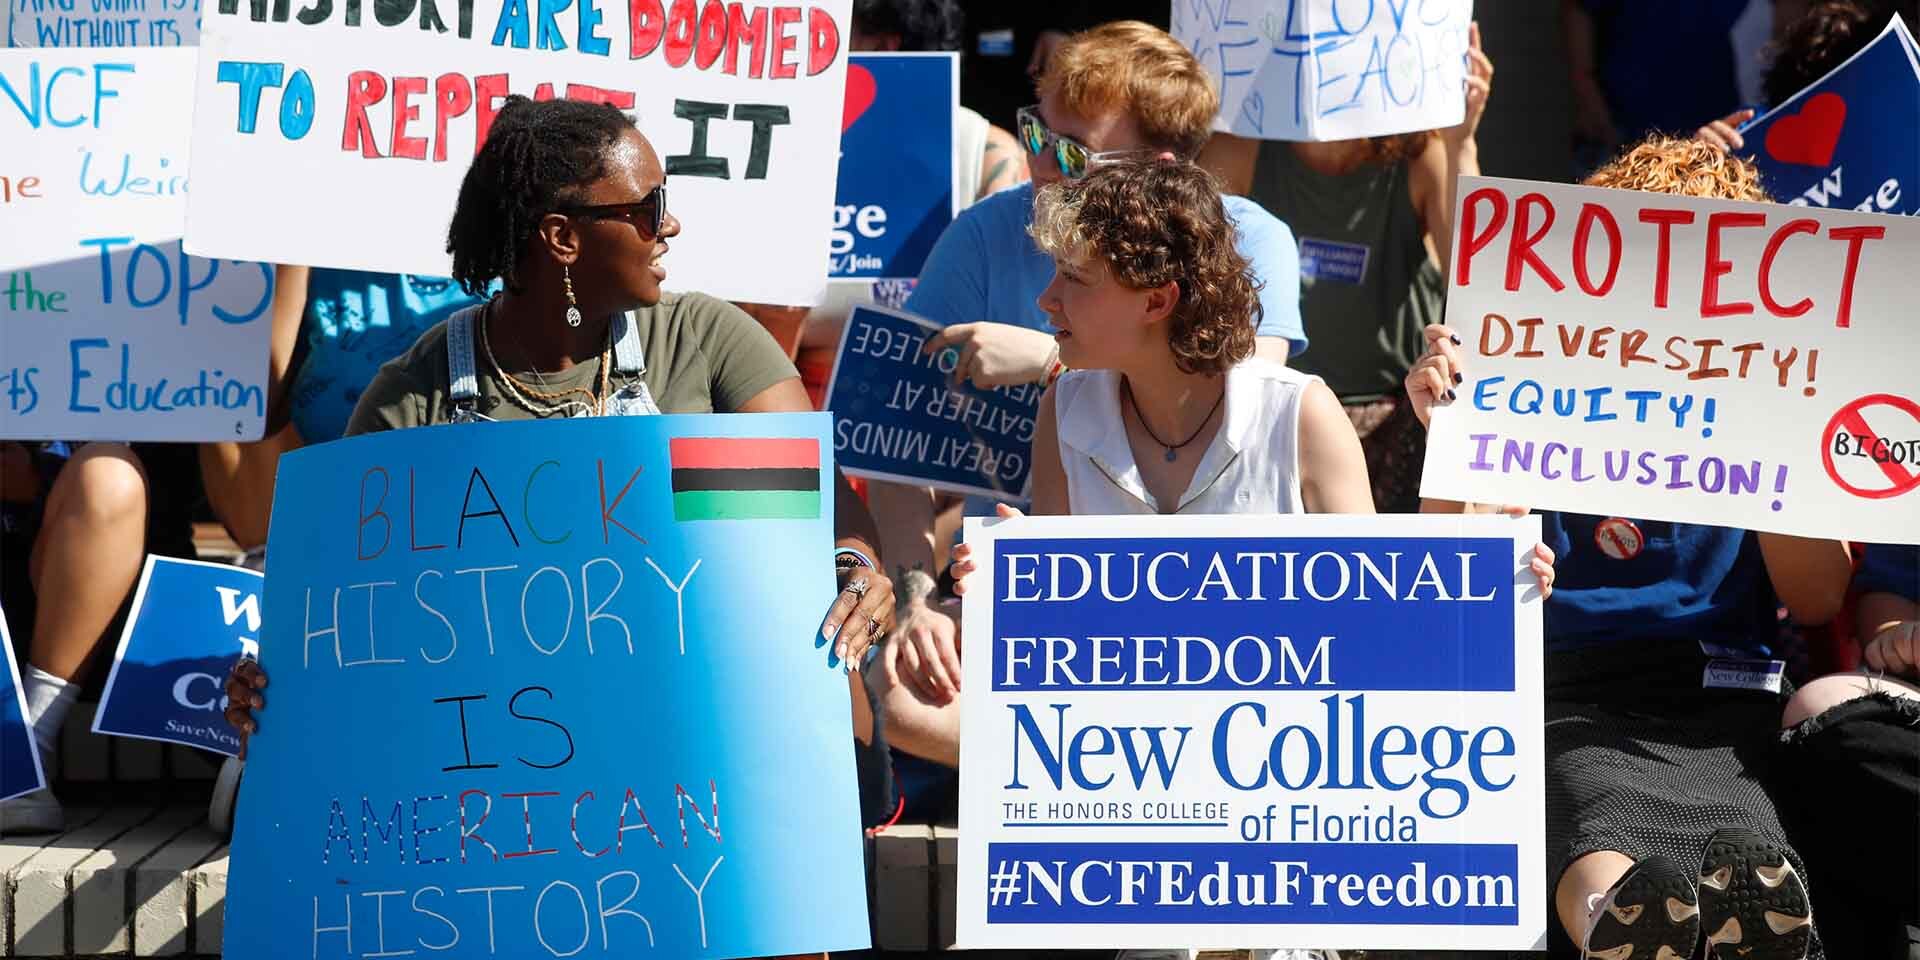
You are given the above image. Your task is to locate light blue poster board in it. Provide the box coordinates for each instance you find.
[225,413,870,959]
[1,606,47,802]
[94,555,261,757]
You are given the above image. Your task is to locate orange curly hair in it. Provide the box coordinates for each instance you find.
[1583,135,1772,202]
[1030,162,1260,376]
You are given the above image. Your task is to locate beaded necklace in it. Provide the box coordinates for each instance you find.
[480,300,612,417]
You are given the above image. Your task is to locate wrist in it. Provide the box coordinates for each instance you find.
[895,569,937,611]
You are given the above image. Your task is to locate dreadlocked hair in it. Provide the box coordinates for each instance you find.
[447,95,636,297]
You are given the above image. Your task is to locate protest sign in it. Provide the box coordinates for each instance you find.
[6,0,199,48]
[185,0,854,305]
[225,412,869,959]
[1422,176,1920,544]
[1741,17,1920,218]
[824,305,1037,500]
[956,513,1547,951]
[830,52,954,279]
[1,47,274,442]
[94,556,262,757]
[1172,0,1471,141]
[1,608,47,803]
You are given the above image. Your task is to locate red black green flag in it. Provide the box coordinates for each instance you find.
[669,437,822,521]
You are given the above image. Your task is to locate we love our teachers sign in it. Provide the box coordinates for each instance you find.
[185,0,852,304]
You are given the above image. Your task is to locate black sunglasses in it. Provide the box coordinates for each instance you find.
[561,184,668,239]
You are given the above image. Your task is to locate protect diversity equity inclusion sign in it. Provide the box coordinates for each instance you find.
[1172,0,1471,141]
[825,305,1037,500]
[224,413,870,959]
[956,513,1547,951]
[1,48,274,442]
[1742,17,1920,218]
[185,0,854,305]
[94,556,263,758]
[1422,176,1920,545]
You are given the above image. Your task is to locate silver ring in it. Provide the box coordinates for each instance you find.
[844,576,870,599]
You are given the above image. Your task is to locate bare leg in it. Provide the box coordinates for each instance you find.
[1555,849,1634,945]
[27,443,148,681]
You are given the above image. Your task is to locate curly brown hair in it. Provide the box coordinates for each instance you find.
[1583,135,1771,201]
[1029,162,1260,376]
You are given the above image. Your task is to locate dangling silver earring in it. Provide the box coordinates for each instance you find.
[563,265,582,327]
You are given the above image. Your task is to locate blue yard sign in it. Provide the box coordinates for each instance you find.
[831,52,957,279]
[1,606,47,802]
[1742,17,1920,217]
[825,305,1040,500]
[224,413,870,960]
[93,556,262,757]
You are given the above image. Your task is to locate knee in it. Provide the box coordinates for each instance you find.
[56,444,148,528]
[1781,673,1881,730]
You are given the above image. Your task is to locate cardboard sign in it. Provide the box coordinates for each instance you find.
[830,52,955,279]
[1742,17,1920,218]
[1,608,47,803]
[1421,176,1920,544]
[0,47,274,442]
[94,556,262,757]
[225,413,869,959]
[956,513,1547,951]
[824,305,1038,500]
[5,0,200,47]
[185,0,855,305]
[1173,0,1471,141]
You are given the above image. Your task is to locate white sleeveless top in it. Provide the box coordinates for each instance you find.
[1054,359,1317,515]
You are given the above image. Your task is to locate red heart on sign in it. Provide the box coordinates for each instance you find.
[1764,92,1847,167]
[842,64,876,133]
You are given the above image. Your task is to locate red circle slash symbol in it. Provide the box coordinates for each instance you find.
[1821,393,1920,499]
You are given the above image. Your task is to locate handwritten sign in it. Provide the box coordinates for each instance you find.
[6,0,200,47]
[825,305,1037,500]
[1421,176,1920,544]
[185,0,854,305]
[94,556,262,757]
[1,607,47,802]
[956,513,1547,951]
[1172,0,1471,141]
[830,52,954,279]
[1,47,274,441]
[1742,17,1919,218]
[225,413,869,959]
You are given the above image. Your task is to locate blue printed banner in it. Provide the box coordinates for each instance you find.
[832,52,956,279]
[825,305,1039,500]
[1,607,47,802]
[225,413,869,960]
[94,556,262,757]
[1742,17,1920,217]
[958,514,1547,951]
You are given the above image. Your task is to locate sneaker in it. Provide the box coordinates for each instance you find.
[0,787,64,835]
[1698,828,1812,959]
[1582,856,1701,960]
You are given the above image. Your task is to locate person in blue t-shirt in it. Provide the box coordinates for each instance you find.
[1406,138,1861,960]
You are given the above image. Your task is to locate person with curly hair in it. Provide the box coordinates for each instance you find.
[1405,136,1873,960]
[1198,22,1494,515]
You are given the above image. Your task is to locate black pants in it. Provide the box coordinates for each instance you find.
[1776,687,1920,959]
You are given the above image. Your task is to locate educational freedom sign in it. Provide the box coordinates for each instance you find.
[225,414,869,959]
[1422,176,1920,545]
[1172,0,1470,141]
[956,514,1547,952]
[1741,17,1920,218]
[1,47,275,442]
[94,556,263,758]
[825,305,1038,500]
[830,52,955,279]
[186,0,854,305]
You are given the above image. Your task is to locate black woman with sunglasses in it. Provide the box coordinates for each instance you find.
[222,97,901,869]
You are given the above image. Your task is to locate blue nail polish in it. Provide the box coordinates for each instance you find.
[1452,372,1463,385]
[1445,389,1457,401]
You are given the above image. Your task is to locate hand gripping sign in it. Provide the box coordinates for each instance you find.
[1421,176,1920,545]
[957,513,1547,952]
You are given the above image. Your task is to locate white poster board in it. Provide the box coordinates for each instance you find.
[6,0,200,48]
[1172,0,1470,141]
[1,47,274,442]
[957,513,1547,952]
[185,0,853,305]
[1422,176,1920,545]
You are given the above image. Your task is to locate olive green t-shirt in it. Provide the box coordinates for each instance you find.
[344,292,798,435]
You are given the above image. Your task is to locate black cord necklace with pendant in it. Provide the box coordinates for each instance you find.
[1123,377,1226,463]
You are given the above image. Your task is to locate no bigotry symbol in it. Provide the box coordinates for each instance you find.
[1821,393,1920,499]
